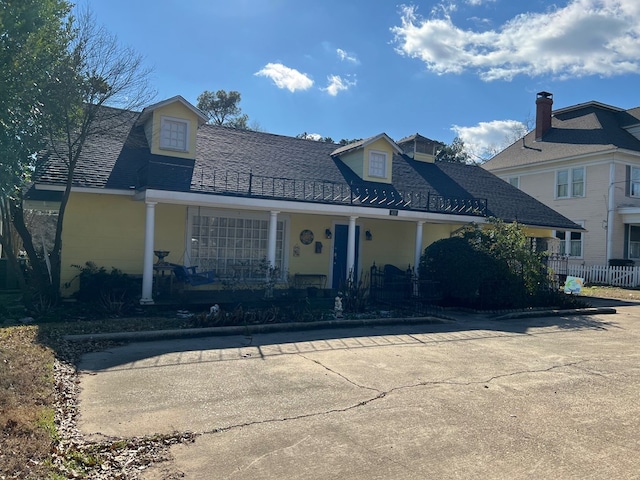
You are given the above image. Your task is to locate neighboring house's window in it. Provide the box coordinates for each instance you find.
[368,151,387,178]
[630,167,640,197]
[160,116,189,151]
[556,167,584,198]
[629,225,640,259]
[190,213,285,280]
[555,224,584,257]
[508,176,519,188]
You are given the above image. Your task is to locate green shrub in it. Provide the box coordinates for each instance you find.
[419,219,552,309]
[65,262,139,315]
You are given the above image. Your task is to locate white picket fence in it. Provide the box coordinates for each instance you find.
[566,265,640,288]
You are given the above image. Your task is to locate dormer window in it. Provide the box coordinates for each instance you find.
[368,150,387,178]
[160,116,189,152]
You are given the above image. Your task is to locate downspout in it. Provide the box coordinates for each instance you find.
[606,161,615,263]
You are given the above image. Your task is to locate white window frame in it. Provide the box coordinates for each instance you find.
[187,209,288,282]
[629,225,640,259]
[507,176,519,188]
[630,167,640,198]
[556,167,584,199]
[554,221,584,258]
[368,150,387,178]
[160,116,189,152]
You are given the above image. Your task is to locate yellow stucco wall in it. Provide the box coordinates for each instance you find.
[146,101,200,159]
[288,214,333,277]
[287,215,457,280]
[60,192,187,294]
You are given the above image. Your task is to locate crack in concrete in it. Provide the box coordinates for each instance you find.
[297,353,382,393]
[199,361,584,437]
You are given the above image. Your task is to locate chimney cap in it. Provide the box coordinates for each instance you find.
[537,91,553,99]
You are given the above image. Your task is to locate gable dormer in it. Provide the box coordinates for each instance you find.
[136,95,208,160]
[331,133,402,184]
[396,133,441,163]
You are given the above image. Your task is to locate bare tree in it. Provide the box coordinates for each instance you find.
[8,7,155,304]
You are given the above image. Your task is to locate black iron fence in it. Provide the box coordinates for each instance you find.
[138,163,488,217]
[369,263,442,315]
[542,253,569,290]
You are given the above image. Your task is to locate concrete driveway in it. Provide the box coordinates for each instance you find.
[77,302,640,479]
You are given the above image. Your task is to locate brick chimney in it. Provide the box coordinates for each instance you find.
[535,91,553,141]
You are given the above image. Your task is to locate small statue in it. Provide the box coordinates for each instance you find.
[334,296,343,318]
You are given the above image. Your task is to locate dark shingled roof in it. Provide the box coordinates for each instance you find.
[485,102,640,170]
[33,105,580,230]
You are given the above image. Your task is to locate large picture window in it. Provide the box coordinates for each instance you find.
[189,212,286,281]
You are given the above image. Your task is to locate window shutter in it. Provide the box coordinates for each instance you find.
[625,165,631,197]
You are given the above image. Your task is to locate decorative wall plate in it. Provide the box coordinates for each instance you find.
[300,229,314,245]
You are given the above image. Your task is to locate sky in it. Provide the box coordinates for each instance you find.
[82,0,640,161]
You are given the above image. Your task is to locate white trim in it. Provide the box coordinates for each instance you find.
[136,95,208,126]
[34,184,136,196]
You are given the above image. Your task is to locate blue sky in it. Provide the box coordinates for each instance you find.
[82,0,640,160]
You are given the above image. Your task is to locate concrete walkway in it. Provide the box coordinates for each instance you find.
[76,300,640,479]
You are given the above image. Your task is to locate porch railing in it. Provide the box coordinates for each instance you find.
[138,163,488,217]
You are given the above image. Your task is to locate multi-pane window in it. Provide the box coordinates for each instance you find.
[160,117,188,151]
[190,214,285,280]
[631,167,640,197]
[368,151,387,178]
[508,176,519,188]
[555,229,583,257]
[629,225,640,259]
[556,167,584,198]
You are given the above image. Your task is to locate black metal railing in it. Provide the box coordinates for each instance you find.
[137,163,488,217]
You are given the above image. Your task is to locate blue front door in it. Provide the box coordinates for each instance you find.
[332,224,360,289]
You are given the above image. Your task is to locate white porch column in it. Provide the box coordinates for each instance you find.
[140,201,157,305]
[267,211,279,275]
[414,221,425,276]
[346,216,357,283]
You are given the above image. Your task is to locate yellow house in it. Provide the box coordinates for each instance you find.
[32,96,580,304]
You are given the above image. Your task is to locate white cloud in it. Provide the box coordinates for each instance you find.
[453,120,527,160]
[255,63,314,92]
[466,0,496,5]
[336,48,359,64]
[392,0,640,81]
[322,75,357,96]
